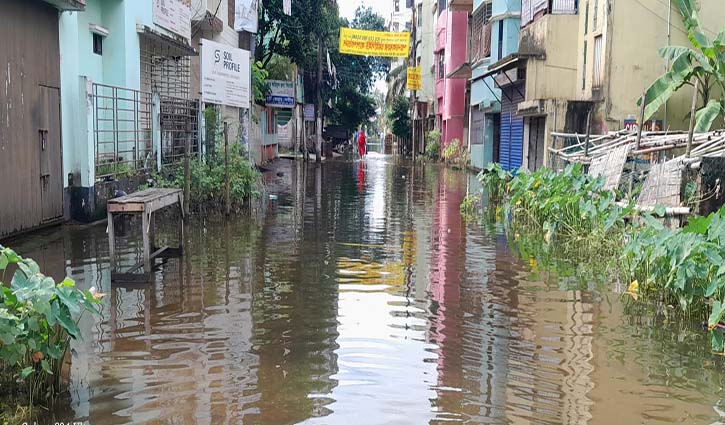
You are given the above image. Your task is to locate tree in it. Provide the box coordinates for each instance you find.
[385,64,407,107]
[387,95,411,140]
[640,0,725,132]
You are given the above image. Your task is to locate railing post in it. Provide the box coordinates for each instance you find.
[184,122,191,218]
[224,122,230,216]
[686,79,700,158]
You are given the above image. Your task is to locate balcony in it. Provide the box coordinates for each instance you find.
[448,0,473,12]
[521,0,577,27]
[43,0,85,11]
[469,22,492,66]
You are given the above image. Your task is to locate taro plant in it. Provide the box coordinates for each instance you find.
[477,162,512,205]
[622,206,725,352]
[0,245,103,406]
[505,164,632,247]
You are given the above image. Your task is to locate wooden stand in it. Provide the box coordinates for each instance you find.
[108,188,184,282]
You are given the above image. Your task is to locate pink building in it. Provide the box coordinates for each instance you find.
[435,7,468,146]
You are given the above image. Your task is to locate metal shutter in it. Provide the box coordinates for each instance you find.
[499,83,525,172]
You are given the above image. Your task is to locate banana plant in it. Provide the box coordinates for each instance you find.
[639,0,725,132]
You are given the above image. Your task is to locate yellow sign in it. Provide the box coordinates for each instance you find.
[407,66,422,91]
[339,27,410,58]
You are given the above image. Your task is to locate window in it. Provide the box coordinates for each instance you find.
[593,0,598,30]
[593,35,603,87]
[438,51,445,80]
[395,0,400,12]
[584,2,589,34]
[393,22,400,32]
[93,33,103,55]
[438,0,446,14]
[471,3,493,62]
[418,4,423,27]
[582,40,587,90]
[406,22,412,32]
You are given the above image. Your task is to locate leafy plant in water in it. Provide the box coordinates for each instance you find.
[460,193,481,218]
[441,138,469,168]
[0,246,102,406]
[477,163,511,205]
[423,130,441,161]
[623,206,725,352]
[155,143,261,211]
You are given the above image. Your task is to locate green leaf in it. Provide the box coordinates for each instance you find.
[709,299,725,328]
[706,278,720,297]
[641,52,695,121]
[40,359,52,375]
[46,344,63,360]
[654,204,666,217]
[20,366,34,380]
[694,99,723,133]
[713,328,725,352]
[685,214,713,235]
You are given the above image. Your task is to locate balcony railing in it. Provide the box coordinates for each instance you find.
[522,0,578,26]
[470,22,492,64]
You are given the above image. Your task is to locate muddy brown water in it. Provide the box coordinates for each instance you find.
[7,155,725,424]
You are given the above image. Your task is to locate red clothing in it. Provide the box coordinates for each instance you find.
[358,132,366,156]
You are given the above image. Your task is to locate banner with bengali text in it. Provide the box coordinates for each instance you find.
[339,28,410,58]
[407,67,422,91]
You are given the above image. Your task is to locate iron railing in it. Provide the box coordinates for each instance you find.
[160,95,199,166]
[92,83,154,182]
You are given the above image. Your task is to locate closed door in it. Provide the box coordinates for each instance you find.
[38,86,63,222]
[527,116,546,171]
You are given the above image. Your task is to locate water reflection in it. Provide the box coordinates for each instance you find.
[4,157,725,424]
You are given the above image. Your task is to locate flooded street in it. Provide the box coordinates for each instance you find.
[8,155,725,424]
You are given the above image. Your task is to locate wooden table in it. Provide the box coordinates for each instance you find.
[107,188,184,281]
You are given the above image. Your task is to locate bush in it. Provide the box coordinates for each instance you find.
[155,144,261,211]
[423,130,441,160]
[441,138,469,168]
[0,246,102,406]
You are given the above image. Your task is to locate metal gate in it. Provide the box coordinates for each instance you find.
[160,96,199,165]
[527,116,546,171]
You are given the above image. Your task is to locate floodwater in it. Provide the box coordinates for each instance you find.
[8,155,725,424]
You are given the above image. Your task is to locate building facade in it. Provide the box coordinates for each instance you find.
[435,0,469,146]
[0,0,85,238]
[468,0,521,170]
[412,0,437,154]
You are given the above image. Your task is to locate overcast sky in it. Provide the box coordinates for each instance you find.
[337,0,393,22]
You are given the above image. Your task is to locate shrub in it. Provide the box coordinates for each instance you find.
[155,144,261,211]
[0,246,102,405]
[441,138,469,168]
[423,130,441,160]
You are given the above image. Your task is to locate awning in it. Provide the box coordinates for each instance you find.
[138,25,197,56]
[447,62,471,79]
[481,52,545,79]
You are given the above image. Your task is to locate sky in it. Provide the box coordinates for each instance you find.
[337,0,393,21]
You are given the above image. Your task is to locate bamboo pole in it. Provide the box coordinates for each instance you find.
[635,93,646,150]
[686,79,700,157]
[224,122,230,216]
[584,107,593,157]
[184,124,191,218]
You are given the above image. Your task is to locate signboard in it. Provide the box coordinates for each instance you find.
[624,118,663,132]
[266,80,295,108]
[235,0,258,33]
[153,0,191,40]
[200,39,250,108]
[407,66,422,91]
[304,104,315,121]
[339,27,410,58]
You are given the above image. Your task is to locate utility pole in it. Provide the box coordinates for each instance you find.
[410,4,417,159]
[316,37,323,163]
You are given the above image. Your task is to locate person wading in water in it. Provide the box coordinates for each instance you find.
[358,128,367,158]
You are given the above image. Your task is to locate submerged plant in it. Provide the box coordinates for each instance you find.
[442,138,469,168]
[623,206,725,352]
[0,246,102,406]
[477,163,511,205]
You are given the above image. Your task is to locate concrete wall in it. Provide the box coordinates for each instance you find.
[597,0,725,132]
[520,14,579,102]
[435,8,468,145]
[415,0,436,104]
